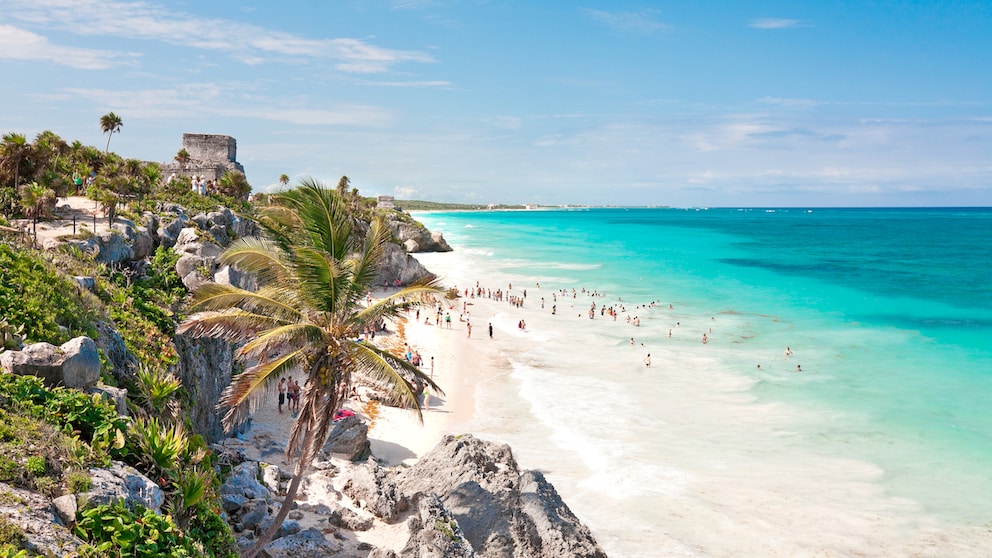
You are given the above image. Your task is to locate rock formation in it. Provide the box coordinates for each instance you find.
[0,336,100,389]
[386,215,452,253]
[222,432,608,557]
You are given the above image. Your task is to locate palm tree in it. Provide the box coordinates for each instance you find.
[279,173,290,188]
[177,178,444,557]
[99,112,123,153]
[174,148,190,172]
[1,132,30,188]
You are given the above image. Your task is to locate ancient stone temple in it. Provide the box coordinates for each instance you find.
[161,133,246,181]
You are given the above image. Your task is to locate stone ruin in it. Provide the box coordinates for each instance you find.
[161,133,246,181]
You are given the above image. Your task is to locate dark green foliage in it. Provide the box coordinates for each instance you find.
[0,243,98,345]
[186,502,239,558]
[0,374,126,463]
[134,175,249,216]
[75,501,198,558]
[0,187,19,218]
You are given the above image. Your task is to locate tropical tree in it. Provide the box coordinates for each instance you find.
[19,182,57,219]
[177,178,444,557]
[174,148,190,171]
[216,170,251,199]
[336,175,350,196]
[99,112,123,153]
[1,132,30,188]
[279,173,289,187]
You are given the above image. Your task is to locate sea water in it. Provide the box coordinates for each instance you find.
[412,207,992,557]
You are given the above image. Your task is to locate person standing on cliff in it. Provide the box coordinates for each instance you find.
[277,378,286,414]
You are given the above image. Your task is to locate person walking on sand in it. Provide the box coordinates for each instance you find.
[277,378,286,414]
[488,322,494,340]
[467,322,473,338]
[644,353,652,367]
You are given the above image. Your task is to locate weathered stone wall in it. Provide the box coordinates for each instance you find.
[161,133,246,181]
[183,134,237,163]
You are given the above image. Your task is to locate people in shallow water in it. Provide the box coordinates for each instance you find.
[785,346,793,356]
[644,354,651,367]
[796,364,802,372]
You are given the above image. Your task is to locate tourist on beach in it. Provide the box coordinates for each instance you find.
[796,364,802,372]
[785,346,793,356]
[288,378,301,412]
[702,333,708,344]
[467,322,473,338]
[489,322,494,339]
[277,378,286,414]
[644,354,651,367]
[445,313,452,329]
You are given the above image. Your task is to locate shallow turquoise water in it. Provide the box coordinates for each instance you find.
[415,207,992,555]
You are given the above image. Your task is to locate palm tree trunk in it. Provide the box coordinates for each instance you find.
[242,427,317,558]
[105,132,113,154]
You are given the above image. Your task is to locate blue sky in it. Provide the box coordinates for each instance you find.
[2,1,990,206]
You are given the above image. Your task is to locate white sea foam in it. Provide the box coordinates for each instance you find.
[412,225,992,558]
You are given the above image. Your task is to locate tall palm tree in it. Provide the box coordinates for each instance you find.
[177,178,444,557]
[279,173,290,187]
[99,112,123,153]
[1,132,30,188]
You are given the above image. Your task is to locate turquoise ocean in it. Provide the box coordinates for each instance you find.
[412,207,992,557]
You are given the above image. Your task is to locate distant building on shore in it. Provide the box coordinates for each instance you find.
[160,133,246,181]
[377,195,396,209]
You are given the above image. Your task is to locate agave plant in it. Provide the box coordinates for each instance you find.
[131,365,182,423]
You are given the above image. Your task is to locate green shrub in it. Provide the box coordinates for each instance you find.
[0,244,98,345]
[75,501,198,558]
[0,516,25,549]
[23,456,45,476]
[67,469,92,493]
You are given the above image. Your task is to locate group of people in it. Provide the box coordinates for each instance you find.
[277,377,301,414]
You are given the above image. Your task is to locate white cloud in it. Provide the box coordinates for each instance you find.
[0,24,133,69]
[393,186,418,198]
[749,18,805,29]
[580,8,671,34]
[3,0,435,72]
[55,84,392,126]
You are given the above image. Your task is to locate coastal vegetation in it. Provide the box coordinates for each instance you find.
[0,127,458,556]
[0,129,251,556]
[178,178,445,556]
[395,199,525,210]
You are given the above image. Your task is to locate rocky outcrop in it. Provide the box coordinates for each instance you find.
[93,320,138,385]
[79,461,165,512]
[172,331,236,442]
[0,336,100,389]
[387,217,452,253]
[0,482,83,556]
[376,243,435,286]
[319,414,371,461]
[400,494,475,558]
[55,218,155,265]
[353,434,608,558]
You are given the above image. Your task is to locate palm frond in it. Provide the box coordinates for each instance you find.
[186,282,303,320]
[236,323,326,361]
[218,350,304,431]
[219,236,291,285]
[177,309,289,341]
[351,341,439,424]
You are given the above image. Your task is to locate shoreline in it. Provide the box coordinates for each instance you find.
[228,231,992,557]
